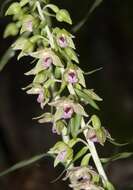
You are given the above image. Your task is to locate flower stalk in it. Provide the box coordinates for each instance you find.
[2,0,118,189]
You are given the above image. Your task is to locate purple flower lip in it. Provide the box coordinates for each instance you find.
[63,106,74,119]
[89,135,98,143]
[68,71,78,84]
[58,36,68,48]
[87,129,98,143]
[52,126,57,134]
[42,57,53,68]
[37,91,44,103]
[57,149,67,161]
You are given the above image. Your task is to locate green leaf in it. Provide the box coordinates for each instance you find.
[70,114,82,138]
[0,47,15,72]
[81,153,91,166]
[56,9,72,24]
[101,152,133,164]
[91,115,101,129]
[0,153,51,177]
[75,88,99,110]
[73,147,88,162]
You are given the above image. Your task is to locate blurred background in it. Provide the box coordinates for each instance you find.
[0,0,133,189]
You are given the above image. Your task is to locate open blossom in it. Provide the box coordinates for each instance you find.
[56,149,67,161]
[63,104,74,119]
[67,70,78,84]
[57,35,68,48]
[42,56,53,68]
[37,90,44,103]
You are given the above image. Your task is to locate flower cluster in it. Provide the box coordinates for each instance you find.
[3,0,116,190]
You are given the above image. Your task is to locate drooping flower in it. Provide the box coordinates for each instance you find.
[63,104,74,119]
[67,69,78,84]
[87,129,98,143]
[57,35,68,48]
[37,90,44,103]
[42,56,53,68]
[63,166,102,190]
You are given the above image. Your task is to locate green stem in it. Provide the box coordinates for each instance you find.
[81,118,108,183]
[36,1,45,21]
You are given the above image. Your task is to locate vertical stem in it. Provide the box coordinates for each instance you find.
[81,118,108,183]
[61,128,78,190]
[36,1,45,21]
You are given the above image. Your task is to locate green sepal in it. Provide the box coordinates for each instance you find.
[91,115,101,129]
[4,23,19,38]
[56,9,72,24]
[75,88,100,110]
[33,70,49,83]
[5,2,22,16]
[84,89,103,101]
[37,113,53,123]
[65,47,79,63]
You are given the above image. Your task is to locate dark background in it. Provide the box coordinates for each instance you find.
[0,0,133,189]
